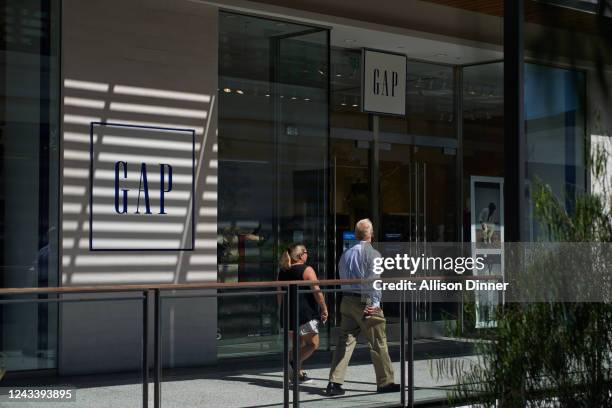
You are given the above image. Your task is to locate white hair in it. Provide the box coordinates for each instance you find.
[355,218,373,241]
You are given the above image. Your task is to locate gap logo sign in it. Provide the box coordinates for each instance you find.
[362,49,407,116]
[89,122,195,251]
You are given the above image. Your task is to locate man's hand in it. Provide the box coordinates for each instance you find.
[363,305,379,316]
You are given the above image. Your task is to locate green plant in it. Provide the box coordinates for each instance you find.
[432,145,612,407]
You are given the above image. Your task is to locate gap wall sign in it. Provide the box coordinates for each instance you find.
[89,122,195,251]
[361,48,407,116]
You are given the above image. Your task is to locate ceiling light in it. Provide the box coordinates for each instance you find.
[291,96,297,100]
[304,98,310,101]
[344,39,356,43]
[318,69,326,76]
[341,102,347,106]
[351,104,358,108]
[335,73,342,78]
[265,94,270,97]
[236,89,244,95]
[223,88,232,93]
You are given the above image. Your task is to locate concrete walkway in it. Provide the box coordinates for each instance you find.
[0,339,477,408]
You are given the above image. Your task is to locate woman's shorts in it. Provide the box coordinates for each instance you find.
[299,319,320,336]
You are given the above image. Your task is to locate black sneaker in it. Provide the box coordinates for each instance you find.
[376,383,401,393]
[325,382,345,396]
[288,366,313,384]
[299,372,314,384]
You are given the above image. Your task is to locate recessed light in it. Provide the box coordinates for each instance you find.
[344,39,356,43]
[318,69,326,76]
[335,73,342,78]
[341,102,347,106]
[291,96,297,100]
[280,95,284,98]
[265,94,270,97]
[351,104,358,108]
[236,89,244,95]
[223,88,232,93]
[304,98,310,101]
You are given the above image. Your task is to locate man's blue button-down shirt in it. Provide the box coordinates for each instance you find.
[338,241,381,307]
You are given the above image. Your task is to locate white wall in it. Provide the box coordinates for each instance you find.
[589,68,612,200]
[60,0,218,374]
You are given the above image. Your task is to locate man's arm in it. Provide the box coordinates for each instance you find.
[364,245,382,308]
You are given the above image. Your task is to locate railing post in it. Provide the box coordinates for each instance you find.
[143,290,151,408]
[407,294,414,408]
[290,284,299,408]
[154,289,162,408]
[283,287,289,408]
[400,290,406,407]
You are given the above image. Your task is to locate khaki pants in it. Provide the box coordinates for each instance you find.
[328,296,395,387]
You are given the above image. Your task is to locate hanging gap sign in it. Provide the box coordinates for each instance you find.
[361,49,407,116]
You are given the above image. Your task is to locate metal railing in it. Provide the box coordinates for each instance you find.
[0,276,502,408]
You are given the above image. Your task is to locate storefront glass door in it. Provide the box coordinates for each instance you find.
[218,12,329,355]
[330,54,458,330]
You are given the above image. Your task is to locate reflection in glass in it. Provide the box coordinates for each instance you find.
[462,62,504,243]
[218,12,328,355]
[525,64,586,240]
[1,0,60,371]
[331,51,457,326]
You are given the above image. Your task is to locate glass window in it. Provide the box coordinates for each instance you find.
[461,62,586,242]
[525,64,586,240]
[462,62,504,242]
[330,47,371,243]
[378,62,457,246]
[405,61,455,139]
[217,12,328,354]
[1,0,60,371]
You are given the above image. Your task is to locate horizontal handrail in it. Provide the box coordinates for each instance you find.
[0,275,504,296]
[0,274,506,408]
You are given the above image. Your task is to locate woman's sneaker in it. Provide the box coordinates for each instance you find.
[299,372,314,384]
[289,367,314,384]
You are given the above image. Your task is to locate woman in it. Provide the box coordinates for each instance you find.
[278,243,328,383]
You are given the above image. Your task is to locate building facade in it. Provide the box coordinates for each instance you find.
[1,0,611,375]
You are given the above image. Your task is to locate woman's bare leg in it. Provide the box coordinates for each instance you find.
[289,332,320,372]
[297,333,320,370]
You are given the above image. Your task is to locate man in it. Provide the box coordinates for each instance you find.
[326,219,400,396]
